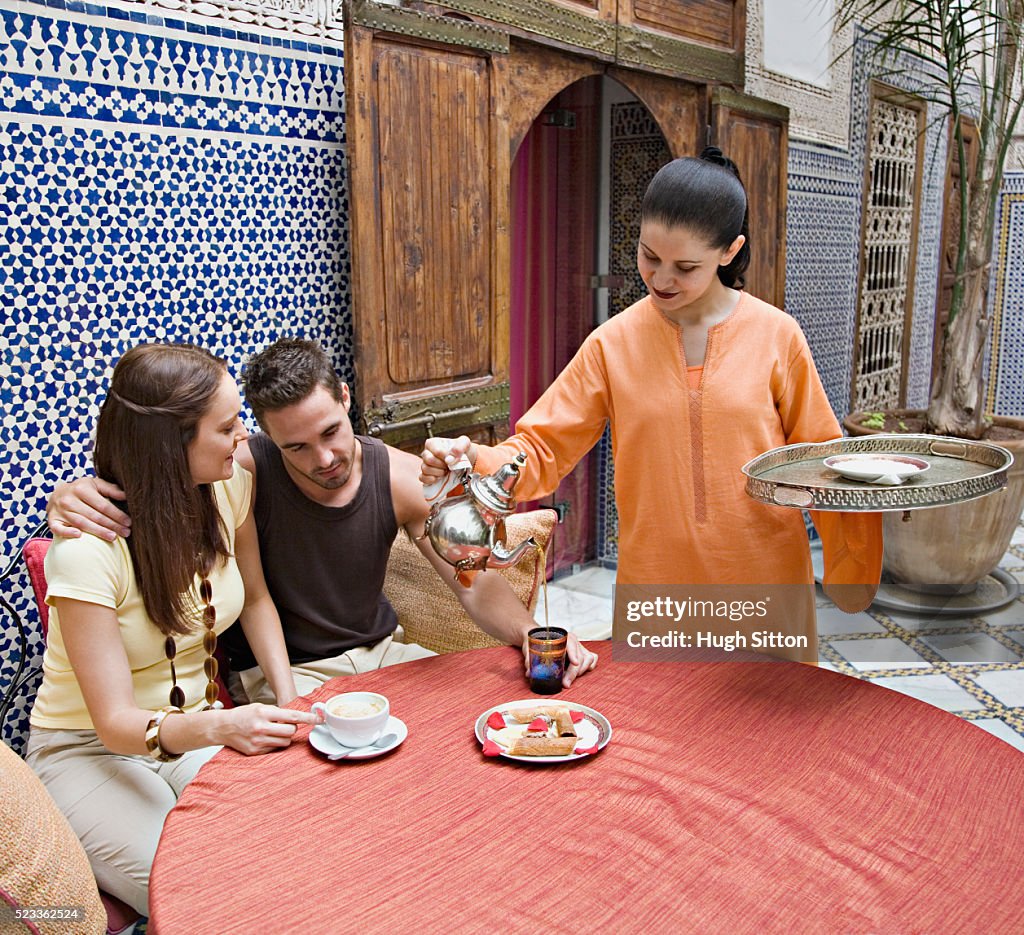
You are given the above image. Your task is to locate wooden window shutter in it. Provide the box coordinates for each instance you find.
[710,88,789,310]
[346,19,510,445]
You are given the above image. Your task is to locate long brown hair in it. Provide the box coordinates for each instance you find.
[93,344,231,636]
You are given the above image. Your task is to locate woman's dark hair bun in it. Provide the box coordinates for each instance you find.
[699,145,727,166]
[641,151,750,289]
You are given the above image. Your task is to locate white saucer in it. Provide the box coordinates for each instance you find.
[823,453,930,485]
[308,716,407,760]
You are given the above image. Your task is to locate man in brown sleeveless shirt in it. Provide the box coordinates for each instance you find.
[48,340,598,700]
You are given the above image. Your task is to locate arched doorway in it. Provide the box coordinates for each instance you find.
[509,76,671,575]
[342,23,788,577]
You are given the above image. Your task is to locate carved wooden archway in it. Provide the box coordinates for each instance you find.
[344,5,786,446]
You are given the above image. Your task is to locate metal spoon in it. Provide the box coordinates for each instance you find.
[327,732,398,760]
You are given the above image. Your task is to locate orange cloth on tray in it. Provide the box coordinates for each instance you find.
[476,293,883,637]
[811,510,883,612]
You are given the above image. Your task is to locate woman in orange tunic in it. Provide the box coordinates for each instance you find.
[422,148,881,660]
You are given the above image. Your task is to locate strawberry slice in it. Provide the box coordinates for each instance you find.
[570,710,585,723]
[574,744,599,756]
[527,717,549,733]
[486,712,506,730]
[481,740,503,757]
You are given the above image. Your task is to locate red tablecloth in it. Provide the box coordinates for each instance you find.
[150,643,1024,934]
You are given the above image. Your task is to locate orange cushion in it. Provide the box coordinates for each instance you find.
[0,741,106,934]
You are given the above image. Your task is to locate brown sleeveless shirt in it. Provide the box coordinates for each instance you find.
[221,433,399,669]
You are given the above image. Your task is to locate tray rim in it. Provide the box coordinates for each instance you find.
[742,434,1013,512]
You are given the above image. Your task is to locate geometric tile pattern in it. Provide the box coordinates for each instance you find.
[989,174,1024,416]
[787,33,948,418]
[786,144,861,416]
[1,1,353,753]
[817,517,1024,752]
[598,102,672,564]
[789,36,1022,422]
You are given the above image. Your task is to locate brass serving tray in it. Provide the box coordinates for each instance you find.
[742,435,1013,512]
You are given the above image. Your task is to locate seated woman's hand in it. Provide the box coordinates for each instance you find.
[221,704,320,756]
[565,635,598,687]
[519,633,598,689]
[48,477,131,542]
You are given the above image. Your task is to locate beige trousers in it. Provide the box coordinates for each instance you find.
[229,626,436,704]
[25,728,220,916]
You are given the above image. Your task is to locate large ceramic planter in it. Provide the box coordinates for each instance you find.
[843,411,1024,593]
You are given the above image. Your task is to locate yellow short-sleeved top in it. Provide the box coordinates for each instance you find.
[30,465,253,730]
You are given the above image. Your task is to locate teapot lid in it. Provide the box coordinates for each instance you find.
[468,451,527,514]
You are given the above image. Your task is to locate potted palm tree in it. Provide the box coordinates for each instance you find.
[836,0,1024,593]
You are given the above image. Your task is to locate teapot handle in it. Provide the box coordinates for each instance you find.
[423,453,473,503]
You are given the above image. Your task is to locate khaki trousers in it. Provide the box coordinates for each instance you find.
[25,728,220,916]
[229,626,436,704]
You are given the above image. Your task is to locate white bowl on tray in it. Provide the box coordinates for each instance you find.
[823,453,930,486]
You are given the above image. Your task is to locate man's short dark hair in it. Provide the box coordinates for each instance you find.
[243,338,344,429]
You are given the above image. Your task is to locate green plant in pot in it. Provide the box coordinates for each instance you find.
[836,0,1024,596]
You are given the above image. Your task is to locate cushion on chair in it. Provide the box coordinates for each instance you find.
[23,538,52,637]
[385,509,556,655]
[0,740,107,934]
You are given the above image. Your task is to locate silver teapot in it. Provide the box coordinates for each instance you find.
[422,451,538,579]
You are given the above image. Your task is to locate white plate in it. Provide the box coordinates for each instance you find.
[308,716,407,760]
[823,453,930,486]
[474,699,612,764]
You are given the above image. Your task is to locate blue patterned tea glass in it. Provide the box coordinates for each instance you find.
[527,627,568,695]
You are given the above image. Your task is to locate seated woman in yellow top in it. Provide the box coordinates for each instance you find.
[26,343,318,915]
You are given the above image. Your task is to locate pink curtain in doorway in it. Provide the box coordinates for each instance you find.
[509,81,599,570]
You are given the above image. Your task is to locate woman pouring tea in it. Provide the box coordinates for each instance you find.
[421,149,883,659]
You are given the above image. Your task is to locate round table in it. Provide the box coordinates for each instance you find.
[150,642,1024,933]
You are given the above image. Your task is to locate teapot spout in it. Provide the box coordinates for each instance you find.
[487,536,539,569]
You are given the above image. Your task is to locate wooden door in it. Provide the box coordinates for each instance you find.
[345,20,511,449]
[710,88,789,309]
[932,115,979,380]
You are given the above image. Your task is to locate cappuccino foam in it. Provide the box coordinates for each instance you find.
[329,698,384,719]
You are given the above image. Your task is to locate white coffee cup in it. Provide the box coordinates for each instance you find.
[311,692,390,747]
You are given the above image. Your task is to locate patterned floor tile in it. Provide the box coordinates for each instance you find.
[920,632,1022,664]
[970,670,1024,707]
[815,604,886,636]
[830,637,931,670]
[969,718,1024,753]
[869,673,987,712]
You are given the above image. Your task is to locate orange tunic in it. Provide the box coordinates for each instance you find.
[477,293,881,647]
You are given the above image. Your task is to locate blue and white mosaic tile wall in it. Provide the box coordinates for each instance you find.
[785,143,862,417]
[989,173,1024,417]
[787,31,1023,422]
[1,0,353,753]
[786,31,945,418]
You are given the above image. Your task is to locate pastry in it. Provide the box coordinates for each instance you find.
[507,735,578,757]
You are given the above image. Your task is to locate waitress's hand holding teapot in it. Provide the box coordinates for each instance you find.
[420,435,476,487]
